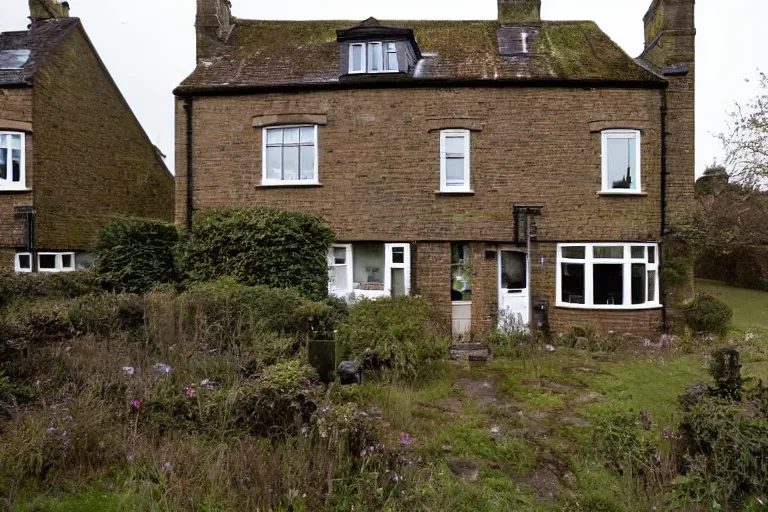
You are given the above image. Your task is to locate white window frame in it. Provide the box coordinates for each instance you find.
[328,243,411,299]
[261,125,319,186]
[385,243,411,297]
[556,242,660,310]
[348,41,399,74]
[601,129,642,194]
[14,252,32,273]
[348,43,366,74]
[440,129,471,193]
[37,252,76,273]
[0,131,26,191]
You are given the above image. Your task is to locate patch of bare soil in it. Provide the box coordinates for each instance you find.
[424,396,464,414]
[448,459,479,482]
[520,464,565,502]
[521,379,575,395]
[564,366,611,375]
[570,391,605,405]
[453,377,500,405]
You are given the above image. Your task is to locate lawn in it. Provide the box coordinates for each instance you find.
[696,279,768,332]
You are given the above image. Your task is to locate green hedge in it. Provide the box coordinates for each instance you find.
[695,245,768,291]
[179,208,334,300]
[682,294,733,335]
[0,272,103,309]
[94,216,179,293]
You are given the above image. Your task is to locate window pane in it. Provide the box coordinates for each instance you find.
[18,254,30,269]
[391,268,406,297]
[0,134,5,146]
[61,254,73,269]
[0,148,6,180]
[631,246,645,259]
[445,158,465,185]
[593,264,623,305]
[332,266,349,290]
[594,246,624,259]
[351,44,363,71]
[386,43,398,71]
[333,247,347,265]
[647,270,657,302]
[299,147,315,180]
[267,129,282,145]
[300,127,314,143]
[353,243,385,285]
[451,243,471,300]
[10,135,21,150]
[631,263,646,304]
[562,246,585,259]
[445,136,465,155]
[368,43,381,71]
[266,146,282,180]
[561,263,585,304]
[501,251,527,290]
[39,254,56,269]
[284,128,299,144]
[12,149,20,182]
[392,247,405,264]
[606,136,637,190]
[283,146,299,181]
[648,246,656,264]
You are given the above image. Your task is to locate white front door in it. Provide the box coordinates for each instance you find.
[498,250,530,330]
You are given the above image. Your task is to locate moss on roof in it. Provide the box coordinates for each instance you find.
[177,18,664,92]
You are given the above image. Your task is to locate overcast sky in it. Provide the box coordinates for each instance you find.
[2,0,765,177]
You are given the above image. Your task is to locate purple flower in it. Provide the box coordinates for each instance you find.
[122,366,135,376]
[185,387,196,398]
[131,400,141,410]
[400,432,411,446]
[153,363,172,374]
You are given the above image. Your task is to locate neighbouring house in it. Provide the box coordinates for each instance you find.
[175,0,695,338]
[0,0,174,273]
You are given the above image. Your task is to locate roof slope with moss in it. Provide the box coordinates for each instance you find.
[0,17,80,86]
[177,19,665,93]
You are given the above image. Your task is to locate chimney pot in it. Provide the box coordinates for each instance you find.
[29,0,70,21]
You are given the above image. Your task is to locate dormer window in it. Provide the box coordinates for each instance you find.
[348,41,399,74]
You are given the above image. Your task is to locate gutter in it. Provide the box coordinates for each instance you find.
[660,87,668,331]
[183,97,194,233]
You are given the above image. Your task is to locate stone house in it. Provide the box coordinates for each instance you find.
[176,0,695,338]
[0,0,174,273]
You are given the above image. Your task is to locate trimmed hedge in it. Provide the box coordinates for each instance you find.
[179,207,334,300]
[682,294,733,335]
[94,216,179,293]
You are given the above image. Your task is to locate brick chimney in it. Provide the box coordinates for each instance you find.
[498,0,541,23]
[196,0,233,62]
[642,0,695,68]
[29,0,70,21]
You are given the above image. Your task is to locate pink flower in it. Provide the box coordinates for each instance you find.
[400,432,411,446]
[185,387,196,398]
[131,400,141,410]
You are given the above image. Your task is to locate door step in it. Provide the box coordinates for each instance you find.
[450,343,491,362]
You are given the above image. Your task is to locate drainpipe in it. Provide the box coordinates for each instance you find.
[660,88,668,331]
[183,97,194,233]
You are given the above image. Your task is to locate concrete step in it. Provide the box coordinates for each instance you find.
[450,343,491,362]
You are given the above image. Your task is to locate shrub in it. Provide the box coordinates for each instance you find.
[67,293,146,336]
[337,297,448,380]
[94,216,179,293]
[559,325,618,352]
[592,409,660,485]
[0,272,103,309]
[682,294,732,335]
[179,207,334,300]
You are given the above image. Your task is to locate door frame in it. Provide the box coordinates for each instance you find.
[497,247,532,328]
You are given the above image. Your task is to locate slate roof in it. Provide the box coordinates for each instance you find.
[0,17,79,87]
[177,18,666,94]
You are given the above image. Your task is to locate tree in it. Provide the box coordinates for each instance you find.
[717,72,768,189]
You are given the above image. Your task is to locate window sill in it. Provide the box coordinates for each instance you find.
[556,303,662,311]
[0,187,31,194]
[435,189,475,196]
[597,191,648,197]
[256,183,323,189]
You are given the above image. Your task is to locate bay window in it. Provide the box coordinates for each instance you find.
[329,243,410,299]
[557,243,659,309]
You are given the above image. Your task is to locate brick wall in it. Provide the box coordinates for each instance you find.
[177,86,664,243]
[31,24,174,251]
[470,242,499,339]
[413,242,452,328]
[0,87,34,271]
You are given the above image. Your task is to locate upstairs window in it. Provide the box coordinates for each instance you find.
[440,130,471,192]
[602,130,641,193]
[348,42,399,74]
[557,243,659,309]
[0,132,25,190]
[262,126,318,186]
